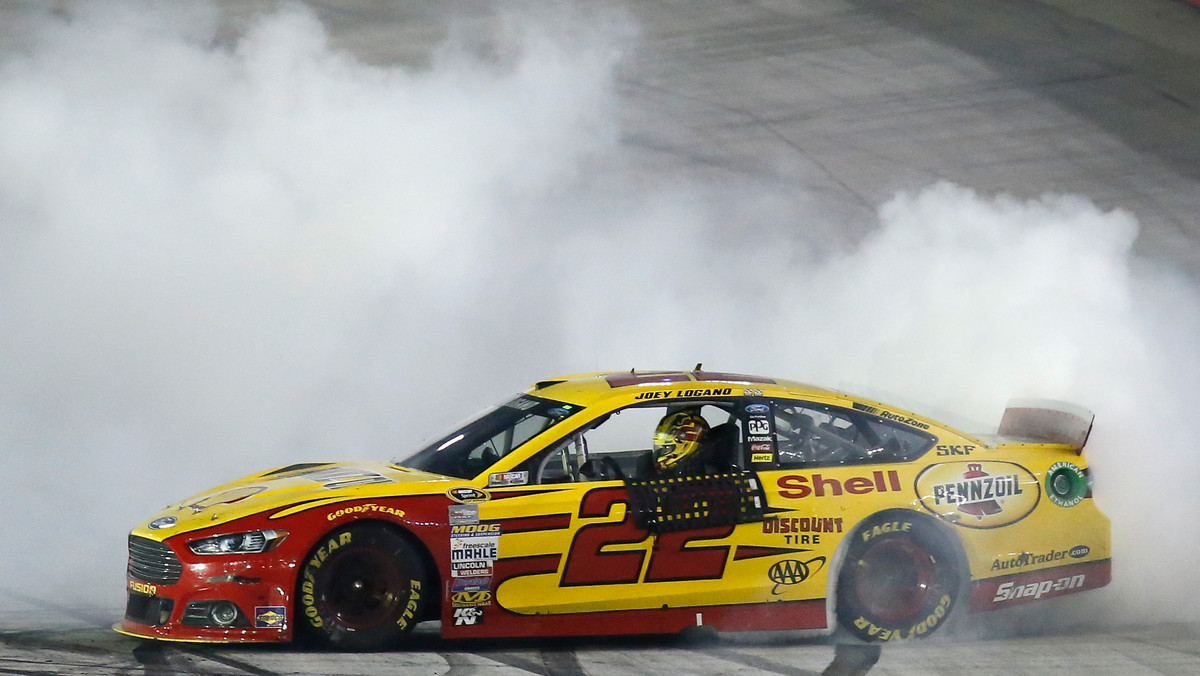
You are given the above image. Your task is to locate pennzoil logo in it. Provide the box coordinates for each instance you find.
[451,590,493,607]
[916,461,1039,529]
[447,487,490,504]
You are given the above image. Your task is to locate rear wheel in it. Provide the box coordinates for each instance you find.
[295,524,429,650]
[836,514,961,642]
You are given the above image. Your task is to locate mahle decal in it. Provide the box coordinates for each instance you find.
[915,461,1039,529]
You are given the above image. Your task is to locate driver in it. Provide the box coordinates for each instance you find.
[650,408,710,476]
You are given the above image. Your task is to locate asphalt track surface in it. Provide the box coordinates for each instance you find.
[5,0,1200,674]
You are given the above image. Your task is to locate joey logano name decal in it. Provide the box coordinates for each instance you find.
[915,461,1039,529]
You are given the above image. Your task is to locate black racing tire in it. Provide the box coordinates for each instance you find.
[835,513,962,642]
[294,524,429,650]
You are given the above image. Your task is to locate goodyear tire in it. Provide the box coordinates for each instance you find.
[295,524,429,650]
[836,514,961,642]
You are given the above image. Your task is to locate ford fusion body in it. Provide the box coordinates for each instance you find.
[117,370,1110,648]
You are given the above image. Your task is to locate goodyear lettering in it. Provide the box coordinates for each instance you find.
[301,531,354,628]
[397,579,422,630]
[936,444,975,456]
[932,474,1023,505]
[326,503,406,521]
[860,521,912,542]
[993,574,1084,603]
[129,581,157,595]
[777,470,901,499]
[853,593,951,640]
[990,549,1069,571]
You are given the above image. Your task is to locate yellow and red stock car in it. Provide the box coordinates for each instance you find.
[117,369,1110,648]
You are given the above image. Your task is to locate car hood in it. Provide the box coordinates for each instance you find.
[130,461,450,540]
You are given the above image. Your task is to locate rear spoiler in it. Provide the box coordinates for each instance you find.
[997,399,1094,452]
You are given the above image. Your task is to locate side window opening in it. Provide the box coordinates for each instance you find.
[528,402,737,484]
[774,400,936,468]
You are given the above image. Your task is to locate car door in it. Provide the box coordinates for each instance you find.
[483,400,769,618]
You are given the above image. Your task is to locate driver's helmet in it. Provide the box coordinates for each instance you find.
[652,409,709,472]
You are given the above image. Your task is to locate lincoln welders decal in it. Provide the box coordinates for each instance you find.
[915,461,1040,529]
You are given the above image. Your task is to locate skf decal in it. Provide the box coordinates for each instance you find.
[254,606,286,629]
[777,470,901,499]
[450,590,492,608]
[452,606,484,626]
[326,503,406,521]
[768,557,826,595]
[916,461,1039,529]
[447,487,490,504]
[936,444,975,456]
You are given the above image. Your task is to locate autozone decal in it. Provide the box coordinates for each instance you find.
[776,471,901,499]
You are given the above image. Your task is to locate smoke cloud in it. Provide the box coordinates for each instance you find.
[0,0,1194,631]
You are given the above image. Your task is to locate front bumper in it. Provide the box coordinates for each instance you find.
[118,535,295,643]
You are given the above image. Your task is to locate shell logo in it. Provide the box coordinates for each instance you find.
[915,461,1040,529]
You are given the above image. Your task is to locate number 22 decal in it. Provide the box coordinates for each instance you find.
[559,486,733,586]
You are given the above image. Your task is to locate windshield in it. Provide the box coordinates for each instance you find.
[396,394,583,479]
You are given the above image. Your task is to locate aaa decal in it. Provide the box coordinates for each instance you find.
[915,461,1039,529]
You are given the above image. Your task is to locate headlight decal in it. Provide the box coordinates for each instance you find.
[188,529,288,555]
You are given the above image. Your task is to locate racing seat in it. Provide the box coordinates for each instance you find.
[703,422,740,471]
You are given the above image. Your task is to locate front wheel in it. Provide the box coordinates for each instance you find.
[836,514,961,642]
[295,524,429,650]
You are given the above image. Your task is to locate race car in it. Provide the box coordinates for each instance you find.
[116,369,1110,647]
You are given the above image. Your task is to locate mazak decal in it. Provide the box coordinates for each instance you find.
[777,470,901,499]
[916,461,1039,529]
